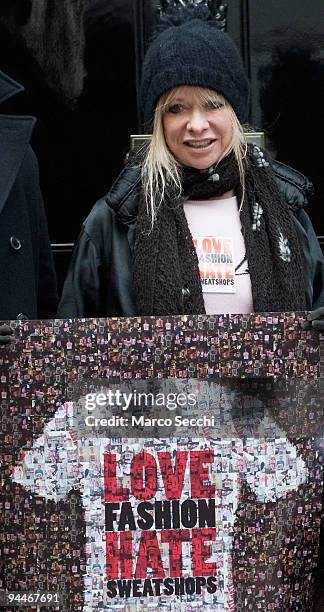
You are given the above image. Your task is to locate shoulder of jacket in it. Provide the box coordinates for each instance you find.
[104,165,141,222]
[81,166,141,240]
[271,159,314,211]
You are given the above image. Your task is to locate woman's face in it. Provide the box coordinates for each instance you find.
[162,86,233,170]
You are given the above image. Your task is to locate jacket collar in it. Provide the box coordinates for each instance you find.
[105,159,313,223]
[272,159,314,211]
[105,166,141,224]
[0,70,35,215]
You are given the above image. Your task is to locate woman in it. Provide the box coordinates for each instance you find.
[58,17,324,323]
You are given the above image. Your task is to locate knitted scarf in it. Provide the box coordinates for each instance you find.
[133,143,306,315]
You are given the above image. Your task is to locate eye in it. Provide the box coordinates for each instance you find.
[204,100,224,111]
[167,103,185,114]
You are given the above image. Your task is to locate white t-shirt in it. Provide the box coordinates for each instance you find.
[184,197,253,315]
[12,396,307,612]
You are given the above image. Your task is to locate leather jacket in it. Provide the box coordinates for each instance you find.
[58,161,324,318]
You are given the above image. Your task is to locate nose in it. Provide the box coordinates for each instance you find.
[187,109,209,133]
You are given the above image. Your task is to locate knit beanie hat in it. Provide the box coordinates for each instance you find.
[141,19,249,127]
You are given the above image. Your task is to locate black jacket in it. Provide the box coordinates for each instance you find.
[0,70,58,320]
[58,162,324,318]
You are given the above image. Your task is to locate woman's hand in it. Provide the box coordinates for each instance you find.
[0,324,14,345]
[302,307,324,331]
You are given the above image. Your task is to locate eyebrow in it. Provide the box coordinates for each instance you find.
[168,98,186,104]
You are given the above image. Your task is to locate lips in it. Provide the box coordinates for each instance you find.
[184,139,215,149]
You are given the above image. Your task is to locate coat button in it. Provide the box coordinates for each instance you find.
[17,313,28,320]
[10,236,21,251]
[182,287,190,297]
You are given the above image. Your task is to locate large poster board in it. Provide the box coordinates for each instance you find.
[0,313,323,611]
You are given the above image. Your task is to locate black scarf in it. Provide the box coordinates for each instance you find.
[133,144,306,315]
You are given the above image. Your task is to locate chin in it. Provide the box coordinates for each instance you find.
[189,160,216,170]
[187,153,221,170]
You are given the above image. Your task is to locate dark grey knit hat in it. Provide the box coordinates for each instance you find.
[141,19,249,127]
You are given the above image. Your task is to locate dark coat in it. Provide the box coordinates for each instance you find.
[0,70,58,320]
[58,163,324,318]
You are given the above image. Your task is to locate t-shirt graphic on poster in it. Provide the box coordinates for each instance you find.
[12,382,307,611]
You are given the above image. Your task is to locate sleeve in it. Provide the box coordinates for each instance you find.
[243,437,307,503]
[23,147,58,318]
[58,226,102,318]
[37,190,59,318]
[295,209,324,308]
[12,405,79,502]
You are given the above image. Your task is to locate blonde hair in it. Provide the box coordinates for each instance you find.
[141,87,247,225]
